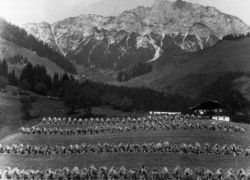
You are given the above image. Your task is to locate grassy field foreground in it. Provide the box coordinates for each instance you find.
[0,124,250,171]
[0,90,250,172]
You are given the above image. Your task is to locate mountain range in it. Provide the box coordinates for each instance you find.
[23,0,249,69]
[1,0,250,98]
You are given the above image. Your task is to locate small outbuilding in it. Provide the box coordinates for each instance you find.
[212,115,230,122]
[149,111,182,115]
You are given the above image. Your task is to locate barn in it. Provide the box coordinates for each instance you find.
[189,100,230,121]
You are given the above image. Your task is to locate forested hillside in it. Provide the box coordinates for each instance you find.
[117,62,152,82]
[0,60,195,115]
[0,18,76,74]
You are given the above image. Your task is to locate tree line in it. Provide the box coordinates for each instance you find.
[222,33,250,41]
[0,18,76,74]
[117,62,152,82]
[18,64,250,123]
[0,59,195,115]
[1,59,249,123]
[19,62,194,115]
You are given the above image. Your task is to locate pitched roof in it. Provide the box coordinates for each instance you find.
[189,100,223,110]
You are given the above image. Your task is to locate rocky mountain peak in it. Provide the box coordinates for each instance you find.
[22,0,250,71]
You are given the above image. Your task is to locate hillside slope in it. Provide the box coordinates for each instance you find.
[121,37,250,98]
[0,38,66,76]
[0,18,76,74]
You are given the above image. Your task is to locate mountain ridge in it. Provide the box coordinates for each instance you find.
[23,0,250,72]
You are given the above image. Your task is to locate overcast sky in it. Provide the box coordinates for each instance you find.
[0,0,249,26]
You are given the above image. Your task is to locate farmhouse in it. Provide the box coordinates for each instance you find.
[189,100,230,121]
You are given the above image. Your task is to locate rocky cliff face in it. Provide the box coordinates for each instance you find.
[23,22,58,50]
[23,0,250,70]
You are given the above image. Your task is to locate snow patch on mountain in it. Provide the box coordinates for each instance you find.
[147,34,161,62]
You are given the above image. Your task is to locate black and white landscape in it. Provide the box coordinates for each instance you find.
[0,0,250,179]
